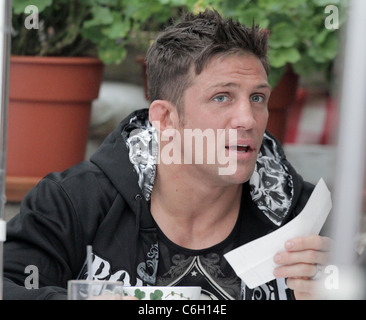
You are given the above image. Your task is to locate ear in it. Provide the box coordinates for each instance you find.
[149,100,179,133]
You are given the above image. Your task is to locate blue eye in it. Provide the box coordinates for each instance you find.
[213,95,229,103]
[250,95,264,103]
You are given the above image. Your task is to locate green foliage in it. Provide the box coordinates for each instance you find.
[195,0,349,86]
[11,0,196,64]
[12,0,349,85]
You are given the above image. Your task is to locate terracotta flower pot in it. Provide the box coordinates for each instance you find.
[267,66,299,143]
[6,56,104,202]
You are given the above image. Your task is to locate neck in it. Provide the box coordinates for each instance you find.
[150,163,243,249]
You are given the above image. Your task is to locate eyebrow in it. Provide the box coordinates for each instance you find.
[208,82,272,91]
[208,82,238,91]
[255,83,272,91]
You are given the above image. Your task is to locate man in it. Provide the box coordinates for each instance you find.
[3,10,330,300]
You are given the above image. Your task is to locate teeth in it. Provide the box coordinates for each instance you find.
[227,145,250,152]
[237,145,249,153]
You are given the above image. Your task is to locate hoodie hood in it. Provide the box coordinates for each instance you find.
[93,108,301,228]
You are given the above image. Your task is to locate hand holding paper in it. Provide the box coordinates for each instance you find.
[272,234,332,300]
[224,178,332,289]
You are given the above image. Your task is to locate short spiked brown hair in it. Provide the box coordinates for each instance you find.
[146,9,269,111]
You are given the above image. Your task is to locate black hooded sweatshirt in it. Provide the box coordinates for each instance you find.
[3,109,315,300]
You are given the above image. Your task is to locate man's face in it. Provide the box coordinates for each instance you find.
[173,53,270,186]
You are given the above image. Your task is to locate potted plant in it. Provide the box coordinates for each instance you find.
[191,0,348,142]
[9,0,101,201]
[8,0,191,201]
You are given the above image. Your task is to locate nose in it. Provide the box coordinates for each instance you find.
[229,99,257,130]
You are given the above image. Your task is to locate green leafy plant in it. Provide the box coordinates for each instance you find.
[12,0,348,85]
[195,0,349,86]
[11,0,198,65]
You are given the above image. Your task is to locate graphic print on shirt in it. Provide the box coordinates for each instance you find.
[78,253,143,286]
[156,253,241,300]
[137,244,159,284]
[241,277,292,300]
[156,252,293,300]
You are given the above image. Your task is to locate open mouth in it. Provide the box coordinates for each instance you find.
[225,145,252,153]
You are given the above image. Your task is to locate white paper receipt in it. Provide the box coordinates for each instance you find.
[224,178,332,289]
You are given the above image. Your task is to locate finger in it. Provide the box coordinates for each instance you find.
[285,235,332,252]
[274,249,329,266]
[274,263,317,279]
[286,278,320,300]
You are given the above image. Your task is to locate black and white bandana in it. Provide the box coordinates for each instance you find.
[249,133,293,226]
[123,116,158,201]
[123,119,293,226]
